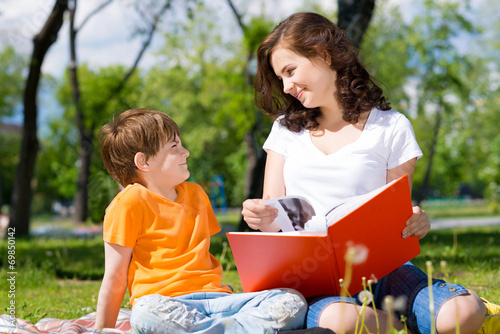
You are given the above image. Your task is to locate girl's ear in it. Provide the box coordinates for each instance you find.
[320,50,331,67]
[134,152,149,172]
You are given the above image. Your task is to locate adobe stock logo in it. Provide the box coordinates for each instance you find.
[280,240,369,290]
[280,237,334,289]
[7,2,54,45]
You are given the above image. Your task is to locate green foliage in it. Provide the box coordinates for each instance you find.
[87,171,118,223]
[135,4,276,206]
[242,16,274,52]
[0,45,25,117]
[361,0,496,203]
[0,46,25,207]
[362,2,416,109]
[57,64,142,131]
[35,119,78,202]
[33,64,144,212]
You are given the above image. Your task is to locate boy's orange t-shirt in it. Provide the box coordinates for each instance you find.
[103,181,232,306]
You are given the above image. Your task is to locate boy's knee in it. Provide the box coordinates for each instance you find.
[132,294,204,331]
[265,289,307,326]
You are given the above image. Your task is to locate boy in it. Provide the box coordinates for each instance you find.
[95,109,307,333]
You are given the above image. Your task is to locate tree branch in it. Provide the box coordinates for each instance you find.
[226,0,247,33]
[77,0,114,33]
[122,0,171,83]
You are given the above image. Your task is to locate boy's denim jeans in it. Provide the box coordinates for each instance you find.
[130,289,307,334]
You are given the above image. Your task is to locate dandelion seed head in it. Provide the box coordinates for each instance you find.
[358,290,373,305]
[382,295,394,313]
[344,242,369,264]
[393,295,408,312]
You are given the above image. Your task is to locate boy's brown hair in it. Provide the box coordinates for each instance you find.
[98,108,180,186]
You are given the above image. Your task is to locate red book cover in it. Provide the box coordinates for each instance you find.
[227,175,420,298]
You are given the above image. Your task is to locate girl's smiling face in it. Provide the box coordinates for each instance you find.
[270,46,338,110]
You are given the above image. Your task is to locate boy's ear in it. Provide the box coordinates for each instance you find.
[134,152,149,171]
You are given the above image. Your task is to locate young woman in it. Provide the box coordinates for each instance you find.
[241,12,498,334]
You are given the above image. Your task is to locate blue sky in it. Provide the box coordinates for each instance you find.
[0,0,496,132]
[0,0,329,132]
[0,0,326,77]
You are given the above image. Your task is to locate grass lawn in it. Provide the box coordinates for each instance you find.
[1,209,499,325]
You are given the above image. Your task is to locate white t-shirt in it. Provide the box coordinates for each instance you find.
[263,108,423,215]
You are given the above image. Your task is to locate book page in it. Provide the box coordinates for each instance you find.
[324,178,399,226]
[263,196,326,232]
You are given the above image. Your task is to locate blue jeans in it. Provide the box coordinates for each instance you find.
[130,289,307,334]
[307,262,468,334]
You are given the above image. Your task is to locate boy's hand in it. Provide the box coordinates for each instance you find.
[402,206,430,239]
[241,197,279,232]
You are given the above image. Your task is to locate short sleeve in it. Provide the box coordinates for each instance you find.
[387,115,423,169]
[263,118,288,155]
[103,194,142,248]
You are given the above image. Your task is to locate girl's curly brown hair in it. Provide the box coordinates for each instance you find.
[254,12,391,132]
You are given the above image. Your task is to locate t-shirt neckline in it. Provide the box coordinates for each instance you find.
[306,109,375,157]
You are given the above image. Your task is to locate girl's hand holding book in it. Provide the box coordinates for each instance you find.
[241,197,280,232]
[402,206,430,239]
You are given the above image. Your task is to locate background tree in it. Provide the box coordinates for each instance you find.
[0,46,25,212]
[55,64,141,220]
[404,0,476,204]
[136,2,258,209]
[338,0,375,48]
[9,0,68,236]
[69,0,176,223]
[225,0,276,231]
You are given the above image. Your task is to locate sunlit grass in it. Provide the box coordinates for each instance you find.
[423,201,496,219]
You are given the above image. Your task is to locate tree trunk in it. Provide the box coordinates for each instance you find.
[9,0,68,236]
[69,0,92,223]
[338,0,376,49]
[237,126,267,232]
[73,130,93,222]
[416,106,443,205]
[70,0,169,223]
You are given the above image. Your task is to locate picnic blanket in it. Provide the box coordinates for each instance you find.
[0,309,131,334]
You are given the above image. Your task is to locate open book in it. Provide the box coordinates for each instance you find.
[262,178,402,232]
[227,175,420,297]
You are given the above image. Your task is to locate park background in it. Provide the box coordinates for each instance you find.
[0,0,499,326]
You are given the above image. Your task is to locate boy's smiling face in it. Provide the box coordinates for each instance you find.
[139,134,190,197]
